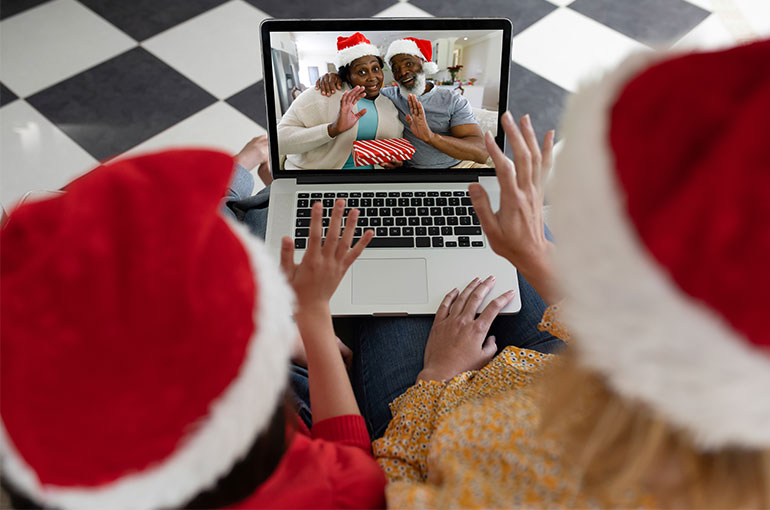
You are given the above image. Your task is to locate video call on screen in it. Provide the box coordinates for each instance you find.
[270,30,504,170]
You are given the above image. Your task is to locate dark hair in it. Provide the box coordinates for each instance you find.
[338,56,384,86]
[184,394,295,508]
[1,395,295,510]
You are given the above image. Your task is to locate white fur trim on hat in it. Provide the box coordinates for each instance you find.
[336,43,381,69]
[385,39,439,75]
[548,50,770,450]
[0,216,297,510]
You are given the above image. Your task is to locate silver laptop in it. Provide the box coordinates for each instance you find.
[261,18,520,316]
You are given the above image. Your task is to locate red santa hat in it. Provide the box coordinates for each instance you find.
[548,39,770,450]
[385,37,439,75]
[335,32,381,69]
[0,150,296,509]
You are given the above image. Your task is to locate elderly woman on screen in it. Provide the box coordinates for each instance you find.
[277,32,402,170]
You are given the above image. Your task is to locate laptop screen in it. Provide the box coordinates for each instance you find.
[261,19,512,177]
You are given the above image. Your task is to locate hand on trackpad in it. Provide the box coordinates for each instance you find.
[352,259,428,305]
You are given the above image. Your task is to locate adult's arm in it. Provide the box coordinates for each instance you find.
[405,94,488,163]
[469,112,562,304]
[277,92,336,155]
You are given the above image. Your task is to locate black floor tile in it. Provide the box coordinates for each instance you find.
[505,62,568,158]
[226,80,267,128]
[0,0,50,20]
[569,0,710,44]
[78,0,228,41]
[409,0,557,35]
[27,47,217,160]
[1,82,19,107]
[243,0,398,18]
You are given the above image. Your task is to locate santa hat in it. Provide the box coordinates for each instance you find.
[335,32,380,69]
[549,39,770,450]
[385,37,439,75]
[0,150,296,509]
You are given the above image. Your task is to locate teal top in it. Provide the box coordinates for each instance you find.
[342,98,378,169]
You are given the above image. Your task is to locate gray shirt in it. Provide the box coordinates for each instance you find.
[381,84,477,169]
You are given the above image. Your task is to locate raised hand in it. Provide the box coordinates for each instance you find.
[315,72,343,96]
[405,94,434,143]
[468,112,560,304]
[328,86,367,138]
[280,198,373,310]
[418,276,516,382]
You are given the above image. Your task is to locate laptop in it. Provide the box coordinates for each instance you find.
[261,17,520,316]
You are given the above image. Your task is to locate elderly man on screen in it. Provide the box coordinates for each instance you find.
[318,36,489,169]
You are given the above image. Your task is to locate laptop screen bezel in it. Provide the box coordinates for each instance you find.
[260,17,512,181]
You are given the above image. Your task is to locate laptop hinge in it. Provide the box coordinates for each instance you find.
[295,173,480,185]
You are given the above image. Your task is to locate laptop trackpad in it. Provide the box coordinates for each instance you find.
[352,258,428,304]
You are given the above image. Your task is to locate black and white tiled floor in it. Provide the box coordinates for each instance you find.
[1,0,768,209]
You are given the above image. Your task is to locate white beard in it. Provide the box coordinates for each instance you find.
[397,72,427,98]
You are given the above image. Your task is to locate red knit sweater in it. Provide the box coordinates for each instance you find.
[229,414,386,509]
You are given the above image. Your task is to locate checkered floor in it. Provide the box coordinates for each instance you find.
[1,0,768,210]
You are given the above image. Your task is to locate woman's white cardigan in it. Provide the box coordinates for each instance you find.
[277,85,403,170]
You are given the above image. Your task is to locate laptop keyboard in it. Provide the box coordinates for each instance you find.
[293,191,484,249]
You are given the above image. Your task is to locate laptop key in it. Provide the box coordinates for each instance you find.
[388,192,399,197]
[297,199,309,208]
[436,197,447,206]
[455,206,467,215]
[402,191,413,197]
[363,192,374,197]
[434,217,446,226]
[350,192,361,197]
[296,209,311,217]
[405,207,416,216]
[417,207,429,216]
[415,191,426,197]
[295,228,309,237]
[459,237,471,247]
[472,241,484,247]
[408,217,420,226]
[311,192,322,198]
[447,217,459,225]
[443,207,454,216]
[430,207,441,216]
[403,226,414,236]
[432,237,444,247]
[441,226,453,236]
[337,192,349,198]
[424,197,435,206]
[416,227,427,236]
[398,198,409,206]
[386,198,397,207]
[410,198,422,206]
[359,217,369,226]
[416,237,430,247]
[298,193,309,198]
[454,191,465,196]
[379,207,391,216]
[376,227,388,237]
[324,192,335,198]
[461,197,472,205]
[376,192,387,197]
[421,217,433,226]
[323,199,334,207]
[389,227,401,236]
[348,198,359,207]
[367,237,415,248]
[449,197,460,206]
[396,217,407,226]
[460,217,472,225]
[296,218,311,227]
[295,238,307,249]
[455,226,482,236]
[322,218,330,227]
[446,241,458,247]
[428,191,439,197]
[361,198,372,207]
[370,218,381,226]
[366,208,377,216]
[440,191,452,196]
[429,227,440,236]
[374,198,384,207]
[383,217,394,226]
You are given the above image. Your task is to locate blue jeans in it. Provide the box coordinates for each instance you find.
[227,172,562,438]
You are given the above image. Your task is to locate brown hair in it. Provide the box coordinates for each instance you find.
[540,352,770,509]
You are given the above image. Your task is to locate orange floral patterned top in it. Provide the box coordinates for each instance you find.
[373,305,652,509]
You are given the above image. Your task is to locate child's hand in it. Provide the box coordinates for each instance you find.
[280,199,373,311]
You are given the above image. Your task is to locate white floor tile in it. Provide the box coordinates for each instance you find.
[142,0,270,100]
[0,0,136,97]
[683,0,713,12]
[374,2,433,17]
[123,101,266,193]
[674,13,736,50]
[732,0,770,38]
[512,8,648,92]
[0,100,97,210]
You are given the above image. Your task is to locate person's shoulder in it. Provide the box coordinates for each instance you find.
[380,86,399,100]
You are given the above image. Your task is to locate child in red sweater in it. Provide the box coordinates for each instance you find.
[0,149,385,509]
